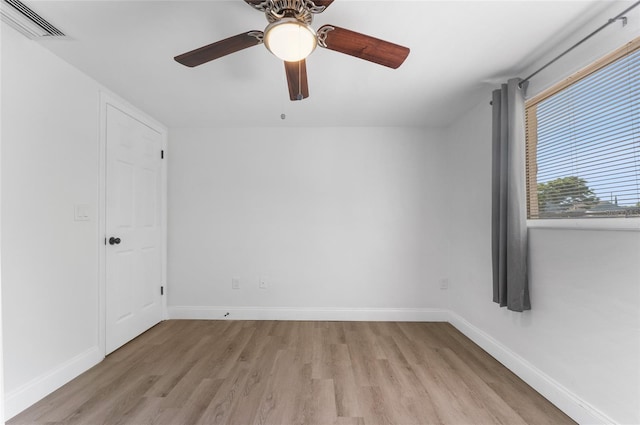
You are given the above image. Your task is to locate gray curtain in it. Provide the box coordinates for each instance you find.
[491,78,531,312]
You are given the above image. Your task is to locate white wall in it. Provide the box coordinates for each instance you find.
[523,1,640,100]
[445,100,640,424]
[1,26,103,418]
[168,127,449,320]
[444,5,640,421]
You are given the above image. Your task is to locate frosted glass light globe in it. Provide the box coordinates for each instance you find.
[264,18,317,62]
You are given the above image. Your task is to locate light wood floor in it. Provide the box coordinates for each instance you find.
[9,320,575,425]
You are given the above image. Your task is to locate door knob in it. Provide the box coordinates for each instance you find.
[109,237,121,245]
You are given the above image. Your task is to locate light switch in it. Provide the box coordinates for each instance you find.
[74,204,90,221]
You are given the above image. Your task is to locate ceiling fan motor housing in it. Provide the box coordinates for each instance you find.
[262,0,324,25]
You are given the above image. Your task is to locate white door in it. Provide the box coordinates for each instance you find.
[105,104,163,354]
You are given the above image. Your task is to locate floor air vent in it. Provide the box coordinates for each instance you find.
[1,0,65,38]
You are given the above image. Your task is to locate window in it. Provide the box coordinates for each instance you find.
[525,38,640,219]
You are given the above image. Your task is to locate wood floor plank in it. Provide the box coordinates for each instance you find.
[376,356,442,424]
[209,326,257,379]
[329,343,361,418]
[356,385,395,425]
[8,320,576,425]
[311,326,333,379]
[64,374,160,425]
[411,349,483,424]
[145,333,215,400]
[252,349,306,425]
[217,337,282,425]
[334,417,365,425]
[168,379,225,425]
[237,321,273,363]
[345,329,379,387]
[292,321,315,364]
[307,378,338,425]
[437,346,528,425]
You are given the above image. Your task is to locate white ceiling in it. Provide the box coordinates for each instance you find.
[26,0,612,128]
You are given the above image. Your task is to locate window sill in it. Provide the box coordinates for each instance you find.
[527,218,640,232]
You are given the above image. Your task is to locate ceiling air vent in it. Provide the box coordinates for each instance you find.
[1,0,65,39]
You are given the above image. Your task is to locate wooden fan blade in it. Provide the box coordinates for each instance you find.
[307,0,334,11]
[284,60,309,101]
[318,25,409,69]
[244,0,334,12]
[174,31,263,67]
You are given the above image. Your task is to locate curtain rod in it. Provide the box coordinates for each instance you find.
[519,0,640,88]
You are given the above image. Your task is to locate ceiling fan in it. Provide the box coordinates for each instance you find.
[174,0,410,101]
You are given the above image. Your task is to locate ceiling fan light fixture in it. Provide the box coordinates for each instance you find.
[264,18,317,62]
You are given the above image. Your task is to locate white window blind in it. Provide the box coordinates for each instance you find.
[526,40,640,219]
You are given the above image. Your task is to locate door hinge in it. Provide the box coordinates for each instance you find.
[161,286,164,296]
[161,150,164,159]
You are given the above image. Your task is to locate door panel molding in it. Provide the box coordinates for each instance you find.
[98,91,167,357]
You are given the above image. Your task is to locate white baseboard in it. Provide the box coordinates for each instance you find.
[4,346,103,421]
[448,312,617,425]
[168,306,450,322]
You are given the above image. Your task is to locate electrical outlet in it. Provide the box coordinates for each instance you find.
[232,278,240,290]
[439,278,449,290]
[259,277,268,289]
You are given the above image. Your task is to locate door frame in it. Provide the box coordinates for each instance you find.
[98,91,168,357]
